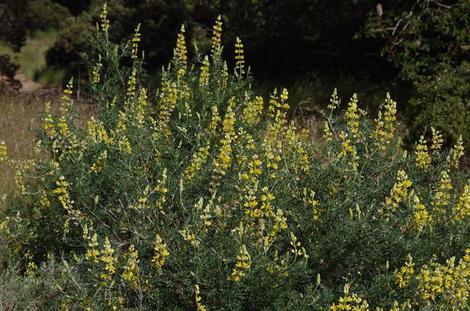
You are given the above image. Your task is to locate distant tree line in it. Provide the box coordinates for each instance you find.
[0,0,468,148]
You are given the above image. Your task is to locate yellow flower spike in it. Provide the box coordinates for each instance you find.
[99,237,117,282]
[91,150,108,173]
[430,127,444,152]
[91,57,102,85]
[452,182,470,222]
[211,15,223,57]
[151,234,170,273]
[446,135,464,169]
[194,285,207,311]
[432,170,453,214]
[415,135,432,169]
[0,141,7,162]
[199,55,210,87]
[385,169,412,211]
[134,87,148,126]
[174,24,188,73]
[229,244,251,282]
[395,254,415,288]
[122,244,140,288]
[345,93,360,137]
[327,88,339,113]
[372,93,397,150]
[126,68,137,98]
[323,121,333,142]
[222,61,229,88]
[414,250,470,307]
[99,3,110,33]
[158,79,178,134]
[234,36,245,76]
[242,96,264,126]
[131,23,141,60]
[410,191,431,231]
[155,168,168,210]
[85,233,100,263]
[183,144,210,182]
[329,284,370,311]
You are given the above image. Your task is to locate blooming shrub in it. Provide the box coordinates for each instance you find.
[0,7,469,310]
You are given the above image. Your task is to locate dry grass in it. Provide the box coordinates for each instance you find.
[0,93,93,206]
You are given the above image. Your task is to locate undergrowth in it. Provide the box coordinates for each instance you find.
[0,7,468,310]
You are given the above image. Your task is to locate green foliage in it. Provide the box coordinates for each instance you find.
[27,0,72,31]
[1,14,469,310]
[364,0,470,148]
[0,54,21,93]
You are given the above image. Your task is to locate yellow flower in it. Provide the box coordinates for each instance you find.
[199,55,210,87]
[432,170,453,214]
[0,141,7,161]
[211,15,223,57]
[173,25,187,74]
[91,150,108,173]
[447,135,464,169]
[327,88,339,112]
[453,183,470,222]
[152,234,170,273]
[385,169,412,210]
[183,144,210,182]
[430,127,444,152]
[345,93,360,137]
[99,3,110,33]
[330,284,370,311]
[194,285,207,311]
[131,24,141,60]
[415,135,431,169]
[411,192,431,231]
[122,244,140,288]
[99,237,116,282]
[235,36,245,76]
[229,244,251,282]
[372,93,397,150]
[395,254,414,288]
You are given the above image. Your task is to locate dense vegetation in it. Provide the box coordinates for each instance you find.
[0,0,469,150]
[0,9,468,310]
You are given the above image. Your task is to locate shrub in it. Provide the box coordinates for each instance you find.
[1,7,469,310]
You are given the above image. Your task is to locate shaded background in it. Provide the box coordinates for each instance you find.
[0,0,468,147]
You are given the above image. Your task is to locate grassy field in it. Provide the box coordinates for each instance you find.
[0,94,92,204]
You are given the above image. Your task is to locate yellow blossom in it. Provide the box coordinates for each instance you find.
[415,135,431,169]
[0,141,7,161]
[395,254,415,288]
[430,127,444,152]
[194,285,207,311]
[432,170,452,214]
[99,237,116,282]
[385,169,412,210]
[211,15,223,57]
[345,93,360,137]
[174,25,187,74]
[131,24,141,60]
[235,36,245,76]
[122,244,140,288]
[199,55,210,87]
[453,183,470,222]
[152,234,170,273]
[330,284,370,311]
[411,192,431,231]
[229,244,251,282]
[446,135,464,169]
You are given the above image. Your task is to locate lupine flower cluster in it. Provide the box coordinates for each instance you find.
[0,6,468,310]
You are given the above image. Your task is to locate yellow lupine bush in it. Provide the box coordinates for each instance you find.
[0,9,468,310]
